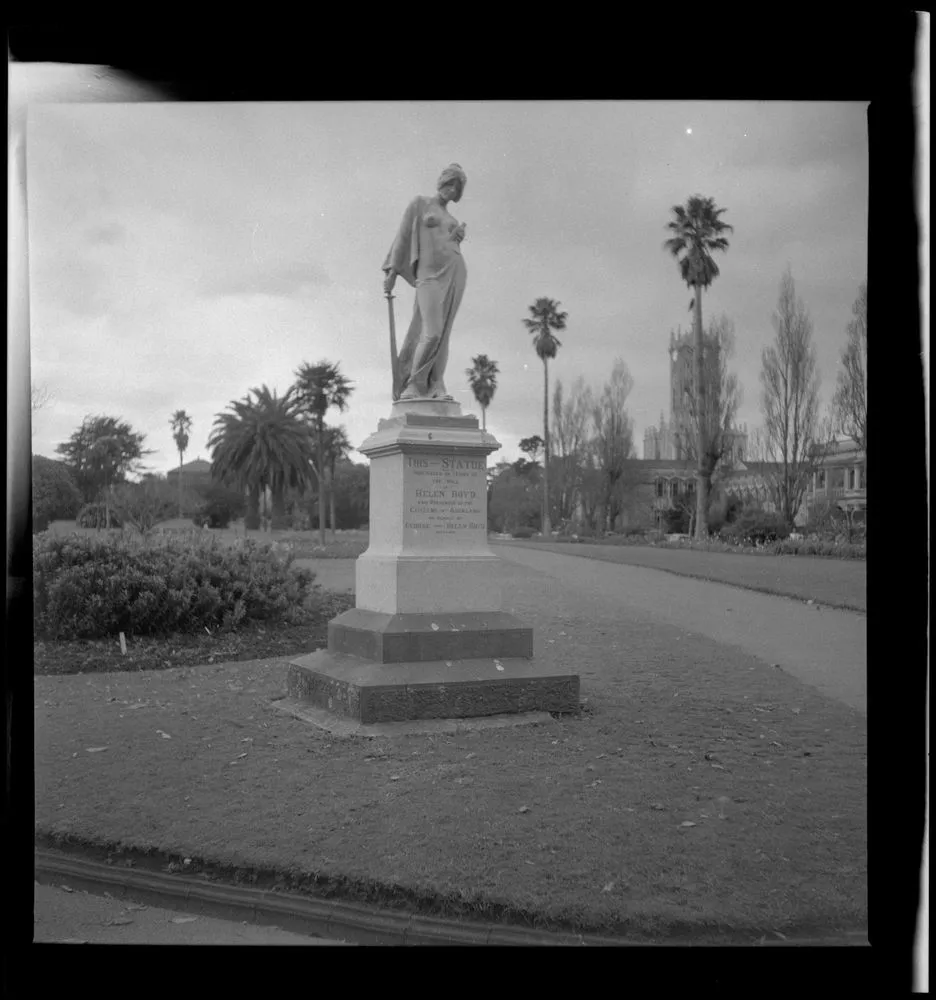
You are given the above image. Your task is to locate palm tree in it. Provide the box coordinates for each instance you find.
[208,386,316,531]
[664,195,733,539]
[293,360,354,545]
[169,409,193,519]
[523,298,567,536]
[465,354,500,431]
[322,425,352,540]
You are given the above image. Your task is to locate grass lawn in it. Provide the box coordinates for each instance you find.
[494,537,867,613]
[34,559,866,943]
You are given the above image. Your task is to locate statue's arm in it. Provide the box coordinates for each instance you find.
[382,196,422,288]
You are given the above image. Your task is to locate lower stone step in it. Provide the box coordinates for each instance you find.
[287,650,580,725]
[328,608,533,663]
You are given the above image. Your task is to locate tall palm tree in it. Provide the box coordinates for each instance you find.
[523,298,567,536]
[208,386,316,531]
[465,354,500,431]
[169,409,193,518]
[322,424,352,540]
[293,360,354,545]
[664,195,733,539]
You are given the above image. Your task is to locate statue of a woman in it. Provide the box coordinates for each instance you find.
[382,164,467,400]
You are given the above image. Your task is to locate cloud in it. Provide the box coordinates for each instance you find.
[202,259,331,299]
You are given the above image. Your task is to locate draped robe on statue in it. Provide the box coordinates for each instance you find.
[382,195,467,399]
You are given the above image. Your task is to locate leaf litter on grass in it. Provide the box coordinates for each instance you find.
[34,594,866,941]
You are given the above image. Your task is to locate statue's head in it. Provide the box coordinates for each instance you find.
[437,163,466,202]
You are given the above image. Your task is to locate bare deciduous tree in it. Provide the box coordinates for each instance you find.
[590,359,636,534]
[758,268,823,525]
[31,382,52,413]
[550,376,593,528]
[676,314,744,532]
[832,281,867,452]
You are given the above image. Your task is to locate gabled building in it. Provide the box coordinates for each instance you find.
[613,457,783,531]
[165,457,213,491]
[801,436,866,520]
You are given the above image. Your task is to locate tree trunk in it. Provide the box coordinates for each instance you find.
[244,484,261,530]
[328,464,337,541]
[317,422,326,546]
[542,358,551,536]
[481,405,486,431]
[271,486,289,531]
[693,285,708,539]
[178,452,184,518]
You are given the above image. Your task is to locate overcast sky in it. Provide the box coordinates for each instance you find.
[27,100,868,473]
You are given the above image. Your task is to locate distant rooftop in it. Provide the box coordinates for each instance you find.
[167,457,212,475]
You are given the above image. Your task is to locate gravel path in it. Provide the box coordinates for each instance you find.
[292,548,866,714]
[495,545,866,714]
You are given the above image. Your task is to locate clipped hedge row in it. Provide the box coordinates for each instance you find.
[33,531,317,640]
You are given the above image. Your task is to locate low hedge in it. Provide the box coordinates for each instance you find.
[521,531,865,560]
[33,530,317,640]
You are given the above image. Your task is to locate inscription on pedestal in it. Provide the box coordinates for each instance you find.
[404,456,487,539]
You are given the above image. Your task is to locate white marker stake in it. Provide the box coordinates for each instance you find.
[119,632,127,655]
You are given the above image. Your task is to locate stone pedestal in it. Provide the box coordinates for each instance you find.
[287,398,579,726]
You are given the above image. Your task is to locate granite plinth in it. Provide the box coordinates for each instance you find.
[287,650,580,725]
[328,608,533,663]
[355,552,502,615]
[281,406,580,727]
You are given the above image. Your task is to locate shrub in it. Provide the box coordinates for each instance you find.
[774,537,865,559]
[805,499,845,538]
[707,494,742,535]
[720,507,790,546]
[288,510,313,532]
[112,481,177,534]
[76,501,123,529]
[196,484,246,519]
[662,507,690,534]
[193,499,233,529]
[33,531,317,640]
[32,456,83,532]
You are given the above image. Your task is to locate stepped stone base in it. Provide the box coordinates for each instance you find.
[287,651,579,725]
[282,402,580,728]
[328,609,533,663]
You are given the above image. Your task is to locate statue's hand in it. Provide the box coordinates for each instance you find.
[383,270,397,295]
[452,223,466,244]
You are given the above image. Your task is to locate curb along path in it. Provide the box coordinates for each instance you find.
[33,850,622,947]
[33,850,868,947]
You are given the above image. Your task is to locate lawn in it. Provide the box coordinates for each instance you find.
[493,537,867,612]
[34,557,866,943]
